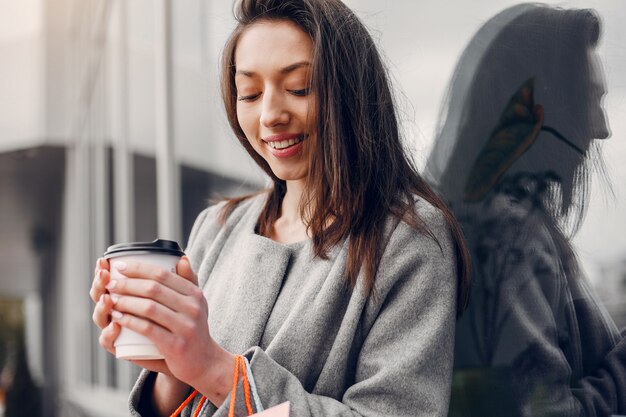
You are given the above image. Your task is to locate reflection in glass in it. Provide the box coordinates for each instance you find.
[425,4,626,416]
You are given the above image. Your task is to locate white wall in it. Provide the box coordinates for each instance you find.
[0,5,45,152]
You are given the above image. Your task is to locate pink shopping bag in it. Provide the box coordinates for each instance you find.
[250,401,289,417]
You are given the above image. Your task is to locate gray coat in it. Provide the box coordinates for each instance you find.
[129,193,458,416]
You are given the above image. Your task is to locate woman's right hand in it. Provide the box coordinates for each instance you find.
[90,258,126,359]
[89,258,173,376]
[90,257,112,330]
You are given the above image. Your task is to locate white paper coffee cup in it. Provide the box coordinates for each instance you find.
[104,239,184,360]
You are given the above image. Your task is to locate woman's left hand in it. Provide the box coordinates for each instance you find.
[107,256,233,394]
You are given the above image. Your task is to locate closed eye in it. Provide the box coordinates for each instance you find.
[237,93,261,102]
[289,88,310,97]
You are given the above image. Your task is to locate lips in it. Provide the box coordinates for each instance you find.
[262,133,308,158]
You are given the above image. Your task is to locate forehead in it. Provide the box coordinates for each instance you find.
[234,20,314,71]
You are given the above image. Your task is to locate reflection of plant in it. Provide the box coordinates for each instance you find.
[0,299,42,416]
[449,367,521,417]
[5,331,42,417]
[0,325,7,379]
[0,299,24,383]
[464,78,582,202]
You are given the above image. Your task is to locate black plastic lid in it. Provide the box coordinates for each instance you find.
[104,239,184,258]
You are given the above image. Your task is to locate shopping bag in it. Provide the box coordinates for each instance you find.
[249,401,289,417]
[171,355,289,417]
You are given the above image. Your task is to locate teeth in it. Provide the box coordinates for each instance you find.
[269,135,305,150]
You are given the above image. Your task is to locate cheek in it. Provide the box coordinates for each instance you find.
[304,98,317,129]
[236,106,255,136]
[237,111,262,151]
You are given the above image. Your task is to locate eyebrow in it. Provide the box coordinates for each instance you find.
[235,61,311,77]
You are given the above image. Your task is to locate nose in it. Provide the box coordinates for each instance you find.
[260,90,289,128]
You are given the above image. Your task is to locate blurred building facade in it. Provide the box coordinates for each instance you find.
[0,1,261,416]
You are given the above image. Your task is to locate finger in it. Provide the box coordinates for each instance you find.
[93,258,110,275]
[89,270,104,303]
[94,257,110,274]
[176,256,198,285]
[111,310,176,350]
[111,295,188,334]
[111,262,198,296]
[89,269,111,304]
[107,277,202,315]
[92,294,114,329]
[99,321,121,356]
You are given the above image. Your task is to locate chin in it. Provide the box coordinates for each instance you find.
[272,169,308,182]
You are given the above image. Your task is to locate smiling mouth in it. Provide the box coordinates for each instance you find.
[266,134,307,150]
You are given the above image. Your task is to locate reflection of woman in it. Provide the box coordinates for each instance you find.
[426,4,626,417]
[89,0,471,416]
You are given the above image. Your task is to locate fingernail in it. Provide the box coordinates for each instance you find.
[99,294,104,303]
[115,261,127,271]
[110,294,120,304]
[182,255,189,262]
[111,311,123,320]
[106,280,117,290]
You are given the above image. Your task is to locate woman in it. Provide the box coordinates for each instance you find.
[90,0,470,416]
[425,4,626,417]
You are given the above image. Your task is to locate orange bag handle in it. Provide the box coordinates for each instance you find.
[170,355,253,417]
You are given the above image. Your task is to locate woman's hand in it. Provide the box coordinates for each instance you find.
[90,257,172,375]
[105,257,235,404]
[90,257,112,329]
[90,257,120,356]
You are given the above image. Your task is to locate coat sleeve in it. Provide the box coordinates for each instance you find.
[198,206,458,417]
[572,335,626,416]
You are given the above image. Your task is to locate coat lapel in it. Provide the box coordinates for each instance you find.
[201,207,292,353]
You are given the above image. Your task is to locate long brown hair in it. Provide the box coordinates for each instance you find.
[220,0,471,313]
